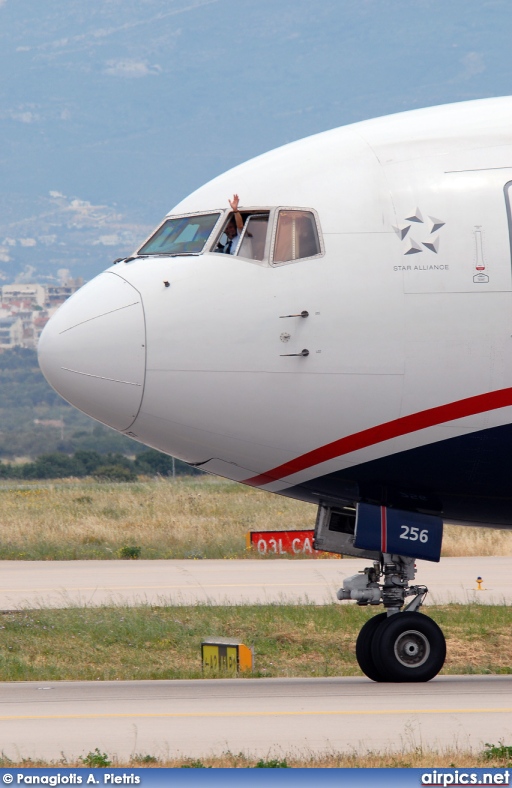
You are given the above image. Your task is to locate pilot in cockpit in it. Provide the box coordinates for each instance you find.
[216,194,244,254]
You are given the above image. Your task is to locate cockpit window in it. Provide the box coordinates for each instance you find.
[237,214,270,261]
[273,210,321,264]
[213,211,270,260]
[134,207,323,265]
[137,213,220,256]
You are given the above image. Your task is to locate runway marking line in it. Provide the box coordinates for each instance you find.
[1,708,511,722]
[0,583,336,592]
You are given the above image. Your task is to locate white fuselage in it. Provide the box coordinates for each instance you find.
[38,97,512,526]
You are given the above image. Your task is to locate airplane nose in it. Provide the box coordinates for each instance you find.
[38,271,146,431]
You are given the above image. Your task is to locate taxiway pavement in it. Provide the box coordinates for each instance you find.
[0,556,510,609]
[1,675,510,761]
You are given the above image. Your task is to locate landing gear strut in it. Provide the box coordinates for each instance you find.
[338,554,446,682]
[314,502,446,682]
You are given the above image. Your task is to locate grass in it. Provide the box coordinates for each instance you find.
[1,745,511,768]
[0,603,509,681]
[0,476,310,560]
[0,476,511,560]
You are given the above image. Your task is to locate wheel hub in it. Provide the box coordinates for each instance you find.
[393,629,430,668]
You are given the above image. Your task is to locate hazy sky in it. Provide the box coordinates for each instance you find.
[0,0,511,277]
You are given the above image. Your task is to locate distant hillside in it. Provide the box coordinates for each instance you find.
[1,0,511,283]
[0,347,148,458]
[0,191,152,284]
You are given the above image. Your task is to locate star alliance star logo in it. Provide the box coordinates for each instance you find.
[392,209,445,255]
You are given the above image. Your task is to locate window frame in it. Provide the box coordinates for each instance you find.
[269,207,324,267]
[210,208,275,264]
[135,210,223,257]
[235,210,274,262]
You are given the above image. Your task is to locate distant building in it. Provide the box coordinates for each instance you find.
[0,278,84,350]
[46,278,83,308]
[33,314,50,337]
[2,283,46,308]
[0,316,24,349]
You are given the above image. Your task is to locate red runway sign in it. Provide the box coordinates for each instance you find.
[246,529,340,558]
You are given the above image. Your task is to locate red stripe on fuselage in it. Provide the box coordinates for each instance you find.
[243,387,512,487]
[381,506,387,552]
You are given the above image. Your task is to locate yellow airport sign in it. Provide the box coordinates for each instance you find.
[201,639,253,675]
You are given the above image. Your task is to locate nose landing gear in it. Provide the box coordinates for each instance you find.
[315,502,446,682]
[339,554,446,682]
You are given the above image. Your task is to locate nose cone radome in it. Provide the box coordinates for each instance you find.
[38,272,146,431]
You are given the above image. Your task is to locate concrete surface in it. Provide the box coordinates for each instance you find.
[0,675,510,761]
[0,557,509,609]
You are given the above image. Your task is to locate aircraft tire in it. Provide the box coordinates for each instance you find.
[370,612,446,682]
[355,612,388,682]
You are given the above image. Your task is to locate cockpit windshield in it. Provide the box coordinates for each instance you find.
[133,206,323,265]
[137,213,220,256]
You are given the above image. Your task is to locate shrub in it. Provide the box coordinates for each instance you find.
[482,742,512,763]
[255,758,289,768]
[78,749,111,768]
[118,545,141,560]
[92,464,137,482]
